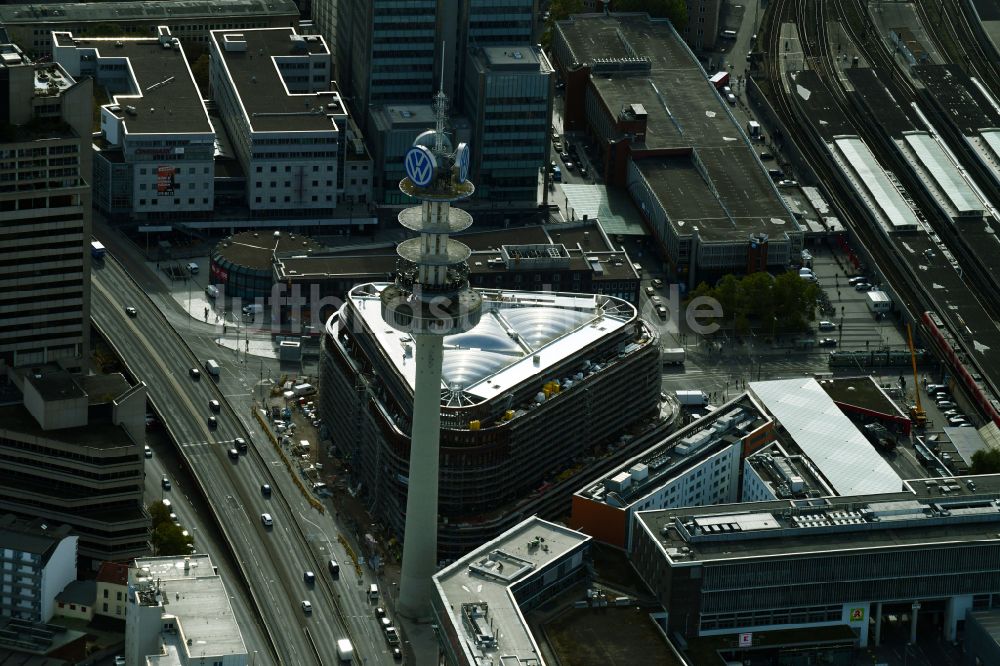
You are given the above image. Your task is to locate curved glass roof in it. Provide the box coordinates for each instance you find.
[345,285,639,405]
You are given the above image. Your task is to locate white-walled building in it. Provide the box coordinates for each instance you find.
[742,441,837,502]
[0,515,77,622]
[52,27,216,220]
[571,394,772,549]
[210,27,355,218]
[432,517,591,666]
[126,554,247,665]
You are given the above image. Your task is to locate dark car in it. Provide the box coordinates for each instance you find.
[207,416,218,429]
[819,338,837,347]
[161,476,171,491]
[228,448,239,460]
[209,399,220,412]
[189,367,201,379]
[235,437,248,453]
[124,306,137,317]
[261,484,272,498]
[375,606,387,619]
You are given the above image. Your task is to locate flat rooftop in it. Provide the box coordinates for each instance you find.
[641,474,1000,563]
[791,69,856,141]
[635,154,795,242]
[0,403,134,450]
[133,554,246,659]
[818,375,904,417]
[433,517,590,665]
[25,371,85,402]
[214,230,324,270]
[210,28,343,133]
[746,442,836,499]
[576,394,770,507]
[0,514,72,559]
[479,45,546,70]
[558,13,798,241]
[344,284,642,406]
[845,67,916,139]
[914,64,1000,134]
[749,378,904,496]
[60,33,211,136]
[0,0,298,24]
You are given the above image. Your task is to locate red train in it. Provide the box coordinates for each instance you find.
[921,311,1000,428]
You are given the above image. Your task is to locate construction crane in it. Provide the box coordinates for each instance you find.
[906,323,927,428]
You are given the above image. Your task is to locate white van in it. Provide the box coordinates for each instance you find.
[368,584,379,600]
[204,359,220,377]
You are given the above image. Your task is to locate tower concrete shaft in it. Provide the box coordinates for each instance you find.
[397,333,444,618]
[380,86,481,620]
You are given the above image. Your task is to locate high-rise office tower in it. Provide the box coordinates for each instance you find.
[335,0,439,122]
[0,42,92,369]
[330,0,537,122]
[380,87,482,618]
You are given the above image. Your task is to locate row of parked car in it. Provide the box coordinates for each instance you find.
[927,384,973,427]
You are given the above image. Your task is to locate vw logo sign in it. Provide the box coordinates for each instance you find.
[455,143,471,183]
[404,146,436,188]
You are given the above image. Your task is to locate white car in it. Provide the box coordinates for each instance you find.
[260,513,273,527]
[301,600,312,614]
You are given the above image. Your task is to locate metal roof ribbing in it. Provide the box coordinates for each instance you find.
[749,378,903,496]
[834,136,920,231]
[903,132,983,216]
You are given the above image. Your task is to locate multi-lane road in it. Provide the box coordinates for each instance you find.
[91,254,401,665]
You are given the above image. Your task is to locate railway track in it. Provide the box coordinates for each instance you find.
[757,0,1000,420]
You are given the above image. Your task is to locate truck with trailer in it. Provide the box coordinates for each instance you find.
[866,290,892,315]
[336,638,354,662]
[675,390,708,406]
[661,347,686,366]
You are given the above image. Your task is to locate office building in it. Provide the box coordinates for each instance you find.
[432,517,590,666]
[0,44,92,370]
[572,394,772,548]
[572,377,907,549]
[630,475,1000,648]
[463,45,552,207]
[681,0,722,51]
[0,515,76,622]
[210,27,348,217]
[0,368,149,567]
[551,13,802,288]
[125,554,248,665]
[54,27,215,221]
[334,0,439,123]
[273,221,640,329]
[320,283,661,556]
[0,0,299,55]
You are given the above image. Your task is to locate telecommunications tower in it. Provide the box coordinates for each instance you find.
[379,79,483,618]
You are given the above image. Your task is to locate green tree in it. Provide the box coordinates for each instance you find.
[543,0,585,48]
[550,0,585,21]
[148,501,170,529]
[971,448,1000,474]
[190,54,210,98]
[611,0,688,27]
[152,523,194,557]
